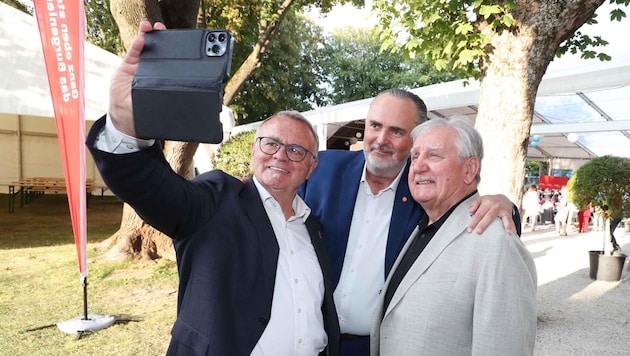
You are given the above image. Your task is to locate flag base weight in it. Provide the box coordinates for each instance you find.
[57,314,115,334]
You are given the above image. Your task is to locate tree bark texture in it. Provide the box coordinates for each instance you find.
[110,0,163,50]
[475,0,605,206]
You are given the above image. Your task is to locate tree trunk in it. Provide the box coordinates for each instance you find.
[110,0,163,51]
[476,0,605,206]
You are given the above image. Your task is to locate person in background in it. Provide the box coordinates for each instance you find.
[578,203,592,233]
[371,117,537,356]
[610,215,623,251]
[593,205,606,232]
[540,194,555,225]
[554,186,570,236]
[86,21,340,356]
[299,89,521,355]
[521,184,541,232]
[603,204,623,251]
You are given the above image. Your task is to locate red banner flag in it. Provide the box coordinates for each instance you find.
[33,0,87,284]
[538,175,570,190]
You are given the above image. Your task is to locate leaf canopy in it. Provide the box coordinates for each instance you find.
[568,155,630,219]
[372,0,628,79]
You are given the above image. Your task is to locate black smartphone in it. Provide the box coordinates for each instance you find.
[132,29,234,143]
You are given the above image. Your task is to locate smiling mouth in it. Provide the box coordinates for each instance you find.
[370,144,395,156]
[372,150,391,157]
[269,166,290,174]
[413,177,434,185]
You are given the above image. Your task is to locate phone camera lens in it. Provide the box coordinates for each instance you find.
[209,34,216,42]
[212,44,221,54]
[218,33,226,42]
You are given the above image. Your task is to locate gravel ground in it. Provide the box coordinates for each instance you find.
[521,223,630,356]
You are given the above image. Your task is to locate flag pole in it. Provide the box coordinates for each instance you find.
[33,0,115,336]
[83,278,88,320]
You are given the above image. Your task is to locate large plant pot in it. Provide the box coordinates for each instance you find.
[588,251,601,280]
[589,251,627,281]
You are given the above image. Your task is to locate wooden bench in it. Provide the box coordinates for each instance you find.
[0,182,21,213]
[1,178,104,213]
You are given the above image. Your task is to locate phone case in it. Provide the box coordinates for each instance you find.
[132,29,234,143]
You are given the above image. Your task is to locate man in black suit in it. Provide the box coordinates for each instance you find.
[87,21,339,356]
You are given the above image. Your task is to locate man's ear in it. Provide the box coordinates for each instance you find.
[305,158,319,180]
[464,157,480,184]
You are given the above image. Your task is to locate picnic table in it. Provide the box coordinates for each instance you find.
[0,177,108,213]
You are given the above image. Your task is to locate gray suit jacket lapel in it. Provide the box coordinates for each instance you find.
[382,193,479,319]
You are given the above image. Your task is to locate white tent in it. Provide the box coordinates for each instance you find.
[0,3,120,186]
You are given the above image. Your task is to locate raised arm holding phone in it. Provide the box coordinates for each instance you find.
[88,22,340,356]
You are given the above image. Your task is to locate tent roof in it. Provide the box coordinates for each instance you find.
[232,51,630,170]
[0,3,120,120]
[285,52,630,169]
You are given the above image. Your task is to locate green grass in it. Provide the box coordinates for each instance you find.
[0,194,178,355]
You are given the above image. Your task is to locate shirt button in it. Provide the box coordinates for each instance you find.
[294,278,299,284]
[290,250,295,255]
[126,144,134,150]
[298,338,303,344]
[297,308,302,313]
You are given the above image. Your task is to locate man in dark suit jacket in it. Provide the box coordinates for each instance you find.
[299,89,520,355]
[87,21,339,356]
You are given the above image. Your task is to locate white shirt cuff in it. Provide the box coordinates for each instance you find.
[94,114,156,153]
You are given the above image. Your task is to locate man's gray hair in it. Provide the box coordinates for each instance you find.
[258,110,319,158]
[411,117,484,182]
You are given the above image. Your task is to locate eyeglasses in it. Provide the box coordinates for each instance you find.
[256,137,315,162]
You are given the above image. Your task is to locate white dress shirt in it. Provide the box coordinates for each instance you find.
[251,177,327,356]
[333,165,403,335]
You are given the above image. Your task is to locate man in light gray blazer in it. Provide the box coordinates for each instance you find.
[370,118,537,355]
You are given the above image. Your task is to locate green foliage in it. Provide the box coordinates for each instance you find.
[84,0,124,55]
[212,130,256,177]
[567,155,630,219]
[371,0,628,79]
[372,0,512,79]
[555,27,612,61]
[153,259,178,278]
[318,27,459,105]
[525,161,540,177]
[231,11,328,123]
[198,0,365,123]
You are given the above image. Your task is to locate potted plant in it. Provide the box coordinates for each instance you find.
[567,155,630,281]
